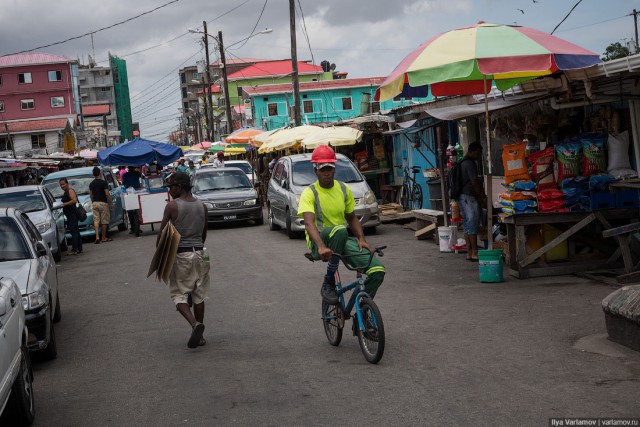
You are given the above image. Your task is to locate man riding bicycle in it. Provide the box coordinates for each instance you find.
[298,145,385,305]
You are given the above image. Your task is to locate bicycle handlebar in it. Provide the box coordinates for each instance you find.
[330,245,386,272]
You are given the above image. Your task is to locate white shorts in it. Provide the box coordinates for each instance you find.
[168,250,210,305]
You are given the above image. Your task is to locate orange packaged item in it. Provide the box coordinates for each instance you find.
[499,191,536,201]
[528,147,556,190]
[502,142,530,184]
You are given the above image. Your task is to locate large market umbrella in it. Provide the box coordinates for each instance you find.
[192,141,212,150]
[301,126,363,149]
[252,129,282,147]
[258,125,323,153]
[375,22,601,248]
[225,126,264,144]
[49,151,74,159]
[97,137,183,166]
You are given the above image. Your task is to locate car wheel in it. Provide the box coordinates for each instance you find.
[286,209,301,239]
[60,236,68,252]
[42,307,58,361]
[3,345,35,425]
[268,205,280,231]
[52,291,61,323]
[255,212,264,226]
[118,209,128,231]
[52,232,62,262]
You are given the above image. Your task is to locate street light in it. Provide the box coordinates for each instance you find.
[188,26,272,134]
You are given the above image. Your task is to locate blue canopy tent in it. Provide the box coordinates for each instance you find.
[97,138,183,166]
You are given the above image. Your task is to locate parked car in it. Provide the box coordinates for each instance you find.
[41,166,127,238]
[0,186,66,262]
[0,208,61,360]
[0,277,35,426]
[267,153,380,238]
[193,167,263,225]
[202,160,256,184]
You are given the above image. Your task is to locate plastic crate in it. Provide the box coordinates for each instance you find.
[589,191,616,210]
[615,189,640,209]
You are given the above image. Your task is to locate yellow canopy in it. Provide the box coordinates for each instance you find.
[252,129,281,147]
[258,125,322,153]
[301,126,363,149]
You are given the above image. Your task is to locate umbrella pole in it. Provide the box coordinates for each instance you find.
[484,76,494,250]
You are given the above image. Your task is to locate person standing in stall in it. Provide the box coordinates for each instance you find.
[122,166,143,237]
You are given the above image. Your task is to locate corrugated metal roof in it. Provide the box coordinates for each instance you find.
[243,77,386,96]
[82,104,110,116]
[5,118,70,133]
[0,53,74,67]
[227,60,324,80]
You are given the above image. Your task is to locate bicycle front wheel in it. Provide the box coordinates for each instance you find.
[399,184,410,211]
[356,298,385,364]
[322,302,343,346]
[412,183,423,210]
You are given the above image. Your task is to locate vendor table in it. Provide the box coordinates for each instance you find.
[499,209,640,279]
[413,208,445,240]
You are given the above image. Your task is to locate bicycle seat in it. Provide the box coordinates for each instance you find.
[304,253,315,262]
[411,166,421,174]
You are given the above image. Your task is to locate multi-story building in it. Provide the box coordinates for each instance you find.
[0,53,80,156]
[243,77,432,130]
[79,61,119,147]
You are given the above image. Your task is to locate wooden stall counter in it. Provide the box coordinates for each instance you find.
[498,209,640,279]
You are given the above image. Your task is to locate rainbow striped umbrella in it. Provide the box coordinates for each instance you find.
[375,22,601,101]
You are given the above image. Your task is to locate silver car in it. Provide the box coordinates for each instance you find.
[266,153,380,239]
[0,186,66,262]
[0,277,34,425]
[0,208,60,360]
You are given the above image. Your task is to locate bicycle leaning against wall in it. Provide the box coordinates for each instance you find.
[395,165,423,211]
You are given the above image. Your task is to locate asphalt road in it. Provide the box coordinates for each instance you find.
[30,213,640,426]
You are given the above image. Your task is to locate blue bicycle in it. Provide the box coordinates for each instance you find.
[306,246,387,364]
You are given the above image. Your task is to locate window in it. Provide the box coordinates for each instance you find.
[18,73,32,84]
[180,73,186,84]
[370,101,380,113]
[100,87,110,92]
[237,86,243,97]
[0,100,3,112]
[193,72,201,80]
[31,134,46,149]
[0,136,12,151]
[48,70,62,81]
[21,99,35,110]
[341,97,352,110]
[50,96,65,108]
[268,103,278,116]
[303,100,314,113]
[182,87,188,99]
[57,132,63,148]
[0,75,2,85]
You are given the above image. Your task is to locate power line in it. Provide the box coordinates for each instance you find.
[2,0,181,56]
[551,0,583,35]
[231,0,268,51]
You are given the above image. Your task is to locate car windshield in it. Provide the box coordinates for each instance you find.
[226,163,253,174]
[193,170,252,192]
[43,174,94,198]
[0,217,31,261]
[0,190,46,213]
[291,158,363,186]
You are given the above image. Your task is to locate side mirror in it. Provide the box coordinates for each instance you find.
[52,201,63,210]
[35,241,48,257]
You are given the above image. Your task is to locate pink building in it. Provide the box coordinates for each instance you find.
[0,53,79,156]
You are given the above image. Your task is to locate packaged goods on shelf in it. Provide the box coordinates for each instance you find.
[555,141,582,182]
[581,135,607,176]
[528,147,556,190]
[502,142,530,184]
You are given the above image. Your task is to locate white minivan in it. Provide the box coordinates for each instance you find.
[267,153,380,238]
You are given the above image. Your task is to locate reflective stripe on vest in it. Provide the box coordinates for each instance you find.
[309,181,348,230]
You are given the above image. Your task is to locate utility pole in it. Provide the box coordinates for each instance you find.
[289,0,301,126]
[203,21,215,141]
[3,122,17,158]
[218,30,234,134]
[633,9,639,53]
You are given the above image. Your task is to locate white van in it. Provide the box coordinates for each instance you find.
[267,153,380,238]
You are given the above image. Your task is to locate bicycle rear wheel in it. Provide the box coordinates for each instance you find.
[322,302,343,346]
[399,184,410,211]
[412,183,423,210]
[356,298,385,364]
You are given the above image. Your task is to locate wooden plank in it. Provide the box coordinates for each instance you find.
[617,270,640,284]
[595,212,635,273]
[507,224,518,270]
[415,223,436,240]
[501,209,640,226]
[520,262,620,278]
[412,208,444,217]
[602,222,640,238]
[518,213,596,268]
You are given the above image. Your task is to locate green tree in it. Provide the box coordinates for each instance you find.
[602,42,630,61]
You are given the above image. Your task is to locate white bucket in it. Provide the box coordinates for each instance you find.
[438,226,453,252]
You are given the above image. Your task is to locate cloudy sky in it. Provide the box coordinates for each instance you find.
[2,0,639,141]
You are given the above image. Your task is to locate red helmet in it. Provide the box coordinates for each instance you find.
[311,145,336,163]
